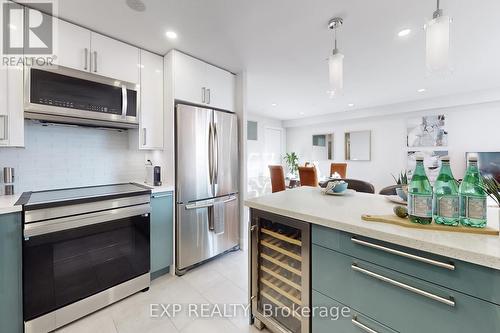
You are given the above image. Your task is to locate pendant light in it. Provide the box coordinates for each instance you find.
[425,0,451,73]
[328,17,344,97]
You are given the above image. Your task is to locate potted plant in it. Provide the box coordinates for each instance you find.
[392,171,408,201]
[283,152,299,178]
[482,176,500,225]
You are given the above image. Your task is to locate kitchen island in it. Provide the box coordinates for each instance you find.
[245,186,500,333]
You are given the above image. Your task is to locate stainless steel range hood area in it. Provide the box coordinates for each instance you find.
[24,66,140,129]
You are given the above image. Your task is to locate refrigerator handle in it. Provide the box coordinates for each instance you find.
[213,122,219,184]
[208,205,215,231]
[208,122,213,185]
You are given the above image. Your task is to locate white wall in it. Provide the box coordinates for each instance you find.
[286,102,500,192]
[246,113,286,198]
[0,121,147,193]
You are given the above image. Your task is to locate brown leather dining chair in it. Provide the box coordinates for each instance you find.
[298,166,318,187]
[268,165,286,193]
[330,163,347,178]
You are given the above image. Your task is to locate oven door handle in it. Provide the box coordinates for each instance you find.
[121,85,128,118]
[24,204,151,238]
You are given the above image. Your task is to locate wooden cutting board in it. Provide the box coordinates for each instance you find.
[362,214,499,236]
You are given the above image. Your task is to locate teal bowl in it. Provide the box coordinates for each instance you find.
[332,182,348,193]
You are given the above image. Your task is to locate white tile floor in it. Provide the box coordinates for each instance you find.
[55,250,269,333]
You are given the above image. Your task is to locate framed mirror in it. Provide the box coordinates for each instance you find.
[312,134,334,160]
[345,131,371,161]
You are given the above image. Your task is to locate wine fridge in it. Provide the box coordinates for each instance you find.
[250,209,310,333]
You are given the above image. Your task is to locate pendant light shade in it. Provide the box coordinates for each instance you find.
[328,17,344,97]
[425,0,451,73]
[328,51,344,96]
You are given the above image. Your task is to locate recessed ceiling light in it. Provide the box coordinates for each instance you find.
[271,103,277,107]
[417,88,426,93]
[397,28,411,37]
[165,31,178,39]
[125,0,146,12]
[347,103,355,107]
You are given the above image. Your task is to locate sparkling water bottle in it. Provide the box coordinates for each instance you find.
[459,156,487,228]
[408,156,433,224]
[433,156,459,226]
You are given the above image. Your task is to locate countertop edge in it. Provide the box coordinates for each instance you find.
[245,200,500,271]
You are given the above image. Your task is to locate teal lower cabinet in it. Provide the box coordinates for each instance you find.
[150,191,174,280]
[312,290,397,333]
[312,243,500,333]
[0,212,22,333]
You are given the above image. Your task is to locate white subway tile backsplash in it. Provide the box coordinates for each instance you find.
[0,121,147,193]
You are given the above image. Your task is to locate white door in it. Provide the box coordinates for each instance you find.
[90,32,140,83]
[54,18,91,71]
[206,65,235,111]
[264,128,283,166]
[139,50,164,150]
[173,51,207,104]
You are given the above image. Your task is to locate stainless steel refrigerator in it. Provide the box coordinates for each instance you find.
[175,103,240,275]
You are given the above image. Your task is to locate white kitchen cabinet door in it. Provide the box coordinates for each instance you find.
[173,51,207,104]
[0,65,24,147]
[90,32,140,83]
[206,65,235,111]
[139,50,164,150]
[54,18,91,71]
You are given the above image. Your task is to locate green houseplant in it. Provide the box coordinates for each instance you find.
[482,176,500,226]
[283,152,299,177]
[392,170,409,201]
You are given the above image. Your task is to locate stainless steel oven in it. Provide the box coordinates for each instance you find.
[21,185,151,333]
[24,65,139,129]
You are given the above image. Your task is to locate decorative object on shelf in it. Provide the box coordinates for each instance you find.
[361,214,499,235]
[283,152,300,177]
[425,0,452,73]
[407,114,448,148]
[327,17,344,97]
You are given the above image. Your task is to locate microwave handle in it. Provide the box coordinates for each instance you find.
[121,86,128,117]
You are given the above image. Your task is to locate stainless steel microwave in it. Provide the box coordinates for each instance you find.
[24,66,139,129]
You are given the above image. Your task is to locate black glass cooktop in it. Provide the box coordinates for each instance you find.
[17,183,150,209]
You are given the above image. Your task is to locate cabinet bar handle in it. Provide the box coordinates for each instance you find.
[202,87,206,103]
[84,48,88,70]
[351,316,379,333]
[142,128,147,146]
[207,88,211,104]
[0,115,8,140]
[351,237,455,271]
[351,263,456,307]
[93,51,98,72]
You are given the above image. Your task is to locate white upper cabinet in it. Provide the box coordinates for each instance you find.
[139,50,164,150]
[0,65,24,147]
[54,18,91,71]
[206,65,235,111]
[90,32,140,84]
[173,51,207,104]
[172,51,235,111]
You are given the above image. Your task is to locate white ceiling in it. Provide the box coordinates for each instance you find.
[28,0,500,120]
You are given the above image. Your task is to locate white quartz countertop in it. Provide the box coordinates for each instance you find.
[245,186,500,270]
[132,182,175,194]
[0,194,22,215]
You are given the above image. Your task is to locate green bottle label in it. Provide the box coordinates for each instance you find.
[463,196,487,220]
[408,194,432,218]
[437,196,459,218]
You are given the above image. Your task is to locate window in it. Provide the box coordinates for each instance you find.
[247,121,258,140]
[312,135,326,147]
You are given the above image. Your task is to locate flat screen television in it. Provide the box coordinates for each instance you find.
[466,152,500,182]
